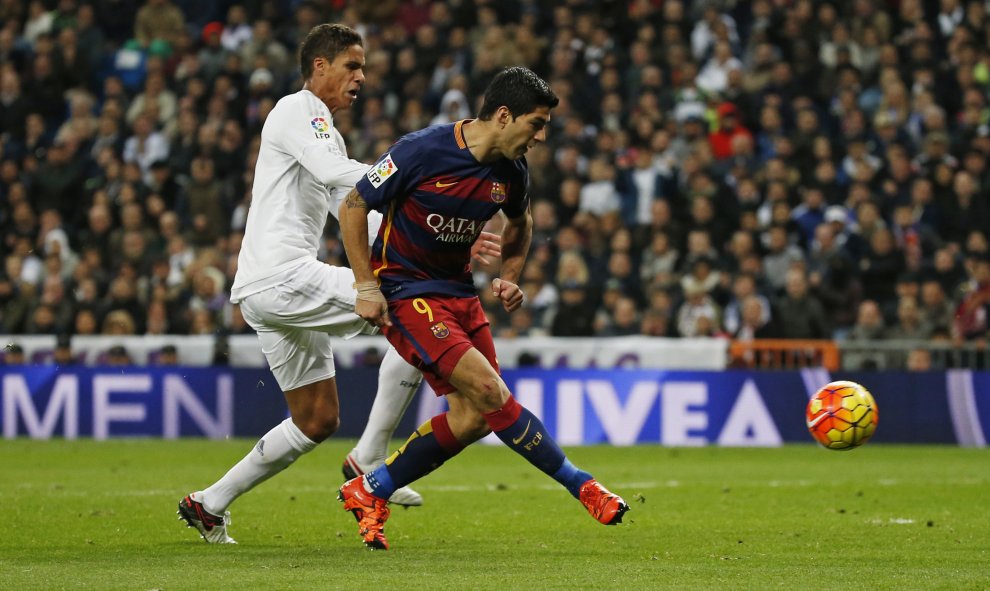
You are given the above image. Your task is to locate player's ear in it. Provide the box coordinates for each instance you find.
[497,106,512,128]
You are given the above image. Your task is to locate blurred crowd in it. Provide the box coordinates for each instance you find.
[1,0,990,352]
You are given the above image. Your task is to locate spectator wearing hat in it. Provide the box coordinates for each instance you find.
[824,204,859,253]
[431,89,472,126]
[708,101,752,160]
[248,68,274,94]
[676,110,710,147]
[197,21,229,83]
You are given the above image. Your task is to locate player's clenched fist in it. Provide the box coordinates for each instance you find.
[492,278,524,312]
[354,281,391,327]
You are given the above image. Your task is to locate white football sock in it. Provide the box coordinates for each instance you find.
[352,346,422,466]
[201,418,316,515]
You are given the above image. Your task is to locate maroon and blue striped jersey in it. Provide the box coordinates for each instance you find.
[355,120,529,301]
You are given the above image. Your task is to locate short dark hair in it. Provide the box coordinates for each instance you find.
[478,67,559,121]
[299,24,363,80]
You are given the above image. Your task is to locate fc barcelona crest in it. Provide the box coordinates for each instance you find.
[430,322,450,339]
[490,181,507,203]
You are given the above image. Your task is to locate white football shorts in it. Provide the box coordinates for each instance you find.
[238,260,377,391]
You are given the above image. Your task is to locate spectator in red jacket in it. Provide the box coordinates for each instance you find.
[709,102,752,160]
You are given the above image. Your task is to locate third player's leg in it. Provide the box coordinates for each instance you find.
[284,377,341,442]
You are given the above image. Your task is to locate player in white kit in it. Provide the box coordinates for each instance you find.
[175,23,498,543]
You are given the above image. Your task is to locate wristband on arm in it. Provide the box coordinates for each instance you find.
[353,280,386,303]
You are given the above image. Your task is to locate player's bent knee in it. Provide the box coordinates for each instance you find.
[299,414,339,442]
[466,376,508,411]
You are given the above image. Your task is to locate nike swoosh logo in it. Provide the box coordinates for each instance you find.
[511,420,531,445]
[435,181,458,187]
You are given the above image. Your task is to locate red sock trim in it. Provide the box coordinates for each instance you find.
[430,413,465,455]
[482,395,523,432]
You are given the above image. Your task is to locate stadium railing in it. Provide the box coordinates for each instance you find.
[839,340,990,371]
[731,339,990,371]
[728,339,841,371]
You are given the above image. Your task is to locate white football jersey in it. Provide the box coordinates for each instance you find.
[231,89,381,302]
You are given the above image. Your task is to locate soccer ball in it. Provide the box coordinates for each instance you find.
[806,380,878,450]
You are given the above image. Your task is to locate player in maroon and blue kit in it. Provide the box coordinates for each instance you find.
[337,67,628,550]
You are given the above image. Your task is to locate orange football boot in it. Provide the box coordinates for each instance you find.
[578,479,629,525]
[338,477,391,549]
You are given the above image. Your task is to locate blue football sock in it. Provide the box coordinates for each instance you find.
[364,414,464,500]
[484,396,592,499]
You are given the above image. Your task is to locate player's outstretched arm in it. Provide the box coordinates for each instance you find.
[339,188,390,327]
[492,208,533,313]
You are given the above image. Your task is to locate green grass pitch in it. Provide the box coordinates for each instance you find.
[0,440,987,590]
